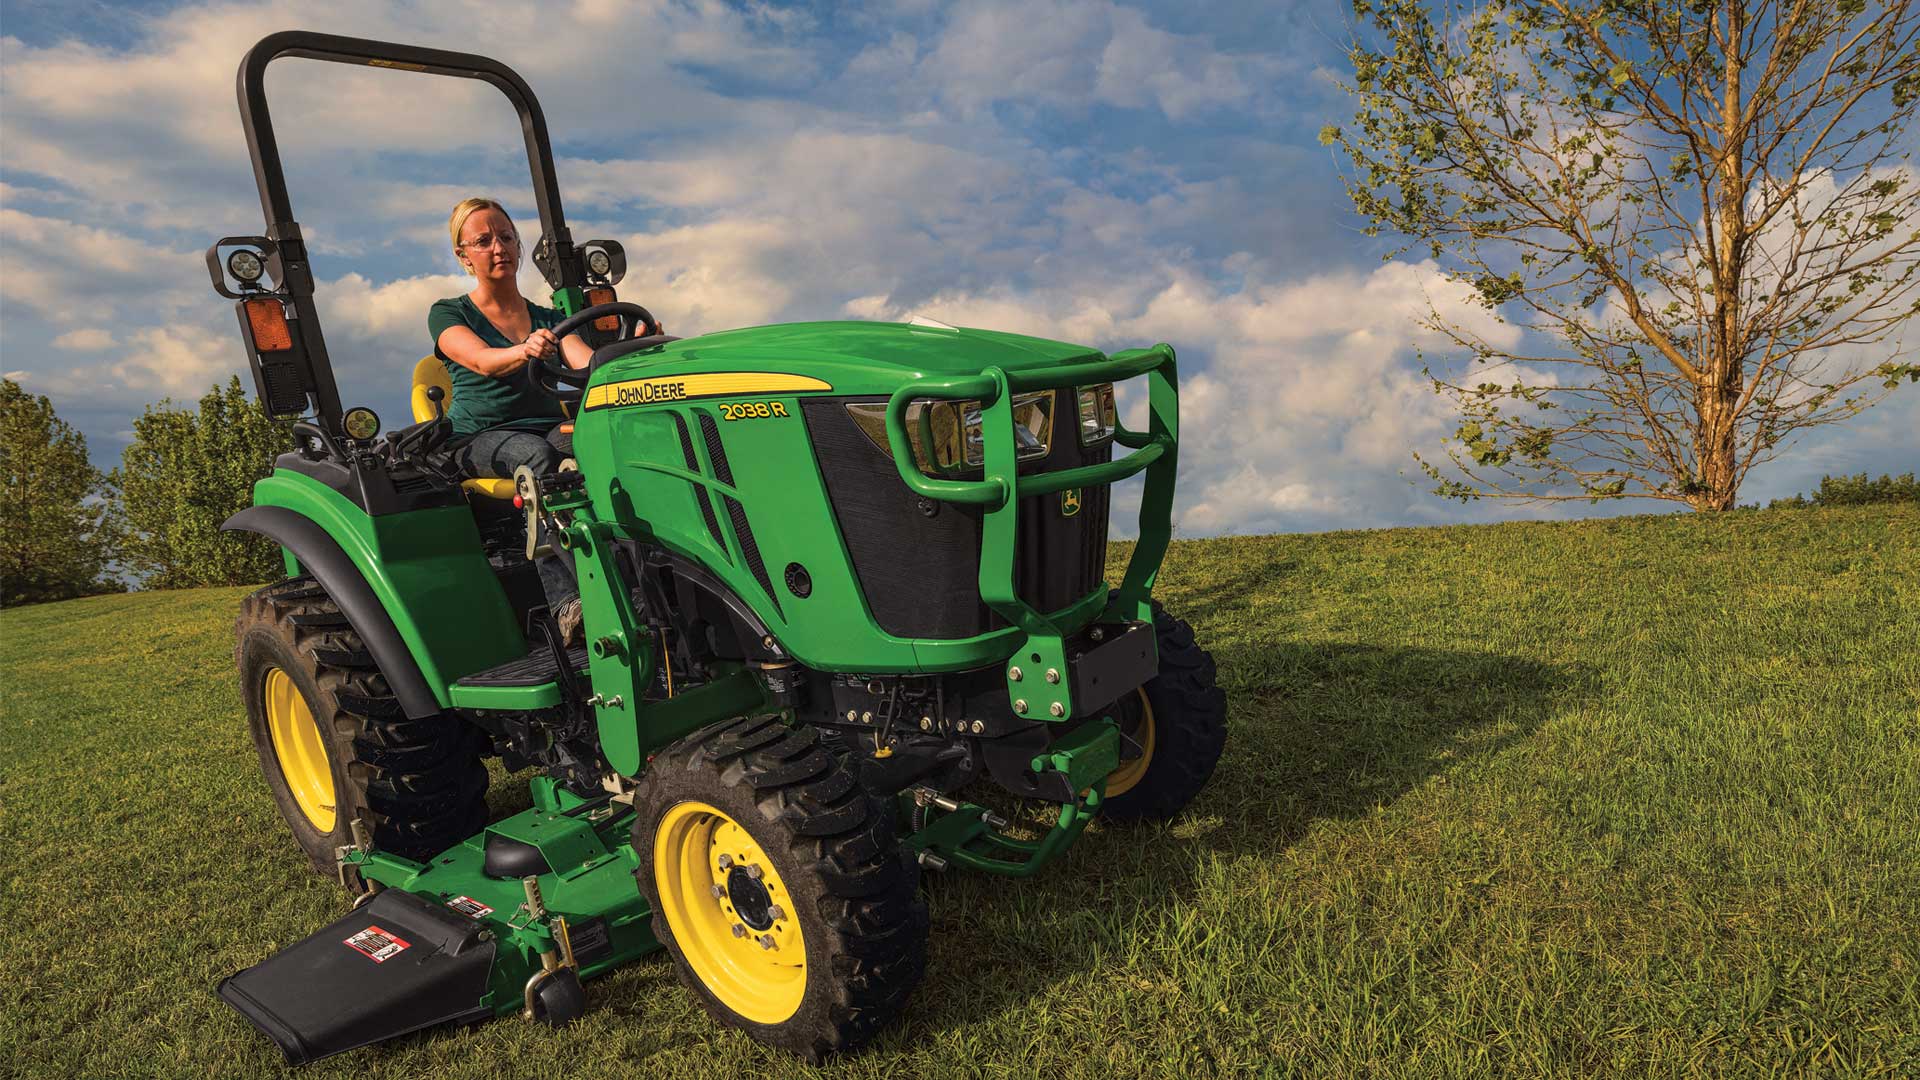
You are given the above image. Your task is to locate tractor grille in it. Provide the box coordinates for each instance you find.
[802,396,1111,640]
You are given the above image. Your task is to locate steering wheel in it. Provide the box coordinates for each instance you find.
[528,301,660,403]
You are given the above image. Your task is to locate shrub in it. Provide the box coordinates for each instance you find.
[113,377,293,588]
[1769,472,1920,510]
[0,380,122,606]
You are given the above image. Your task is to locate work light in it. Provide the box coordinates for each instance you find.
[228,248,265,284]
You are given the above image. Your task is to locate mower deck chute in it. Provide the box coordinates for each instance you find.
[217,889,496,1064]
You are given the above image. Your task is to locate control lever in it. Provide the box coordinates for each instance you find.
[425,384,446,419]
[514,465,554,561]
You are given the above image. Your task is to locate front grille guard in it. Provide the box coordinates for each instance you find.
[882,344,1178,722]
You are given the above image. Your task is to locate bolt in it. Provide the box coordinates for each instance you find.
[710,884,725,899]
[1045,668,1060,684]
[861,711,873,724]
[919,716,933,731]
[592,635,620,657]
[971,720,986,733]
[1050,702,1066,717]
[762,635,775,650]
[746,864,764,881]
[1008,666,1023,682]
[717,853,734,869]
[917,851,950,871]
[767,904,785,921]
[731,923,747,938]
[1014,699,1028,714]
[846,709,858,722]
[1091,627,1106,642]
[758,934,776,950]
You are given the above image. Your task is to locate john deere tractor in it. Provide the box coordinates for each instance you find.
[210,31,1226,1064]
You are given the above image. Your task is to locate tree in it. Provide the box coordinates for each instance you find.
[1326,0,1920,510]
[114,376,293,588]
[0,380,121,606]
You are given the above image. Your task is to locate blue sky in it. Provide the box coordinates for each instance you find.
[2,0,1914,536]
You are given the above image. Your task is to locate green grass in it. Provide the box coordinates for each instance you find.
[2,504,1916,1078]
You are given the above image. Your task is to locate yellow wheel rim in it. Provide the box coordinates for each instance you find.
[653,800,807,1024]
[1105,690,1157,798]
[263,667,336,833]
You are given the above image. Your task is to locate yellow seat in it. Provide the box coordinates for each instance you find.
[410,357,516,500]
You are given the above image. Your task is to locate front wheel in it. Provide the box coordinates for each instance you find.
[634,715,927,1061]
[1100,602,1228,821]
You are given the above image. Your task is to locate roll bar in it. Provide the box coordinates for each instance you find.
[225,31,582,435]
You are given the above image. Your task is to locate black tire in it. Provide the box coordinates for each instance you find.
[1100,602,1228,821]
[236,576,488,882]
[633,715,927,1062]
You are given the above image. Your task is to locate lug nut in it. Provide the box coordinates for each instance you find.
[746,864,763,881]
[717,853,734,869]
[1013,699,1028,714]
[710,884,725,899]
[1045,668,1060,684]
[1008,666,1023,682]
[1050,702,1065,717]
[731,923,747,938]
[758,934,776,950]
[767,904,785,921]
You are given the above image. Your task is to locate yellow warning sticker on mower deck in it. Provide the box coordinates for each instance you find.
[582,373,833,411]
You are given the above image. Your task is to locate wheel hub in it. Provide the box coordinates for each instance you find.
[727,866,776,932]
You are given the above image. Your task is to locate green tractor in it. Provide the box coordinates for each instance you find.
[211,31,1226,1064]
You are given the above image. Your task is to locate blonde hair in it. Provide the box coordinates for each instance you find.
[448,197,514,275]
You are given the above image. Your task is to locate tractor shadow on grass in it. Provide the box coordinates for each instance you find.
[895,632,1594,1048]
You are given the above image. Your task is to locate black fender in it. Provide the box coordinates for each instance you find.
[224,505,443,719]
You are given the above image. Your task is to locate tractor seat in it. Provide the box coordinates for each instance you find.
[410,357,515,501]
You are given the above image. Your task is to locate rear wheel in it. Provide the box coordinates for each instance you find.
[1100,602,1227,821]
[236,577,488,882]
[634,715,926,1061]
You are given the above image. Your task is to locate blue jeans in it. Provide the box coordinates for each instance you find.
[455,425,577,611]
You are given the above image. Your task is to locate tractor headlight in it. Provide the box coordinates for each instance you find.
[846,390,1054,476]
[1076,383,1116,444]
[227,248,265,284]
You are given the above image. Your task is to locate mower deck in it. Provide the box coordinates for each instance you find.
[222,781,659,1063]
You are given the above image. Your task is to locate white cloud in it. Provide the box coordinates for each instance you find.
[50,328,116,351]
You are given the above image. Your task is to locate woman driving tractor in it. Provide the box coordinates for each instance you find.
[428,196,596,635]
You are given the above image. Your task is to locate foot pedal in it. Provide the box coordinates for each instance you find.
[217,889,496,1064]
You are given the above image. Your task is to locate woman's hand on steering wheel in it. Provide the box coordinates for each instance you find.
[520,327,560,367]
[527,301,662,403]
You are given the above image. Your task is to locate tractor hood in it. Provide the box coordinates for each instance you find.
[593,320,1104,396]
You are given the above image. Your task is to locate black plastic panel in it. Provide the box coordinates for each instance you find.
[802,397,1111,640]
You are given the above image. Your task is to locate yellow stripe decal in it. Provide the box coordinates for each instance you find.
[583,372,834,411]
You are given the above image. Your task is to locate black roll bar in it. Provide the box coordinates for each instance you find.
[231,31,582,434]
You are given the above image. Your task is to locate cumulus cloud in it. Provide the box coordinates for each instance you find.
[51,328,116,350]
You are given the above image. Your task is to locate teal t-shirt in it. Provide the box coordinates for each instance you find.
[428,294,567,437]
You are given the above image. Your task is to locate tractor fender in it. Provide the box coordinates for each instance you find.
[223,505,442,719]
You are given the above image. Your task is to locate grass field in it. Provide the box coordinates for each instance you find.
[2,504,1915,1078]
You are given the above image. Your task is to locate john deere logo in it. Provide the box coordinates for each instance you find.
[1060,488,1082,517]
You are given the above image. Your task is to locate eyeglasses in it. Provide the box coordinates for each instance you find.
[460,232,518,251]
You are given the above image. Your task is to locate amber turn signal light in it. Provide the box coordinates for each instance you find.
[585,287,619,332]
[245,297,293,352]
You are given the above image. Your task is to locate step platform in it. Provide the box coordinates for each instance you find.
[448,642,589,709]
[217,888,497,1064]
